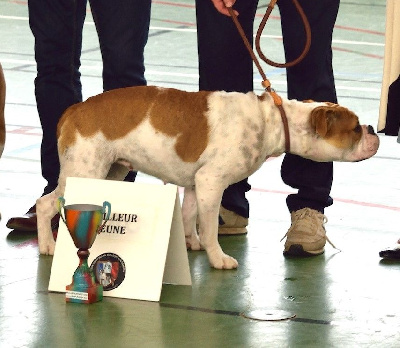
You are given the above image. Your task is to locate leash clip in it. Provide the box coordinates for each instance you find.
[269,89,282,107]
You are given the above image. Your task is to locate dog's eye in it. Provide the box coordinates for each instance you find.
[354,124,362,133]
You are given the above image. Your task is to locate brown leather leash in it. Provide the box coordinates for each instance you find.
[255,0,311,68]
[227,0,311,153]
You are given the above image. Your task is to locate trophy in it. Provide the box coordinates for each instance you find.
[58,197,111,304]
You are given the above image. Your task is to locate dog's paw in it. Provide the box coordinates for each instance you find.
[209,253,238,270]
[186,235,202,251]
[39,239,56,256]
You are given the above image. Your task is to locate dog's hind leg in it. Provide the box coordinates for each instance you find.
[36,184,65,255]
[195,174,238,269]
[36,149,107,255]
[182,186,201,250]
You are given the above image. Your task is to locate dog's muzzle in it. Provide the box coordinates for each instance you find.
[354,125,379,162]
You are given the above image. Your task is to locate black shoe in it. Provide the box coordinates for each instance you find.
[6,205,60,232]
[379,241,400,259]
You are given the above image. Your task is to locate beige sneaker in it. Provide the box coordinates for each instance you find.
[281,207,335,257]
[218,206,248,235]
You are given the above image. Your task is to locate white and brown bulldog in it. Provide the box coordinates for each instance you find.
[36,86,379,269]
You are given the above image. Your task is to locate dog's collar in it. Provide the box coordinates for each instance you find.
[268,89,290,153]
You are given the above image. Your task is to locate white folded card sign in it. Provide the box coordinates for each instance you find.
[48,177,192,302]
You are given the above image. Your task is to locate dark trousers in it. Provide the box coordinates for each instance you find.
[28,0,151,195]
[196,0,339,216]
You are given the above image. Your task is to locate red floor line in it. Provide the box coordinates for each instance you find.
[153,0,195,8]
[333,46,383,60]
[10,0,27,5]
[7,126,42,136]
[332,197,400,211]
[154,18,196,27]
[334,24,385,37]
[13,231,57,248]
[14,237,38,248]
[250,187,400,212]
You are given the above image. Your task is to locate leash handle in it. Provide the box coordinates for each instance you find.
[228,0,311,73]
[255,0,311,68]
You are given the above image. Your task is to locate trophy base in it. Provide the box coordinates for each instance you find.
[65,283,103,304]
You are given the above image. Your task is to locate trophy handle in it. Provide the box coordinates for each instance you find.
[97,201,111,234]
[58,196,67,225]
[102,201,111,220]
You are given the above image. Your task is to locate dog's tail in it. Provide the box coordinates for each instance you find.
[0,63,5,157]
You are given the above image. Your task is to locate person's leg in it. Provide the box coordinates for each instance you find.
[89,0,151,92]
[89,0,151,182]
[195,0,258,232]
[278,0,340,256]
[30,0,87,195]
[196,0,257,93]
[281,155,333,213]
[6,0,87,231]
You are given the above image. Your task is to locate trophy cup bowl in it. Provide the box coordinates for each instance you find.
[58,197,111,304]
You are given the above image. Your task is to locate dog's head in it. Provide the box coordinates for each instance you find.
[307,102,379,162]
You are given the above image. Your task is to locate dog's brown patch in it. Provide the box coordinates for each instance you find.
[310,104,362,148]
[57,86,210,162]
[149,88,210,162]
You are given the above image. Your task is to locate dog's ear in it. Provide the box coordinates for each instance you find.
[310,107,336,137]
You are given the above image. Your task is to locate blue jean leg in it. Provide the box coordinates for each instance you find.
[279,0,339,213]
[28,0,87,194]
[89,0,151,91]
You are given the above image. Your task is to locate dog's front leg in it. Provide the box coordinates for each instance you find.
[195,178,238,270]
[182,186,201,250]
[36,191,59,255]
